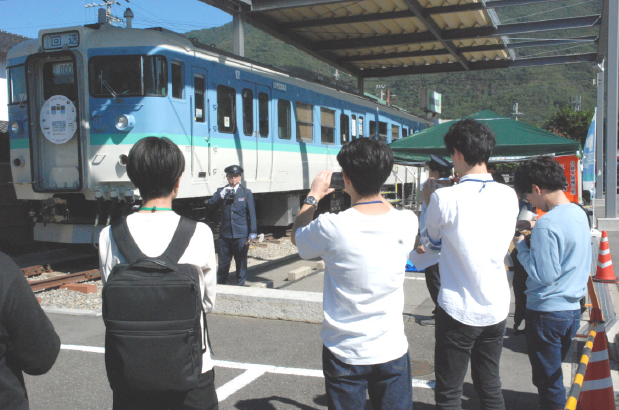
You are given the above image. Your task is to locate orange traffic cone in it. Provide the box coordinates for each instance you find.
[576,309,615,410]
[594,231,618,283]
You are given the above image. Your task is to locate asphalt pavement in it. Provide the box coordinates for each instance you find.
[25,270,542,410]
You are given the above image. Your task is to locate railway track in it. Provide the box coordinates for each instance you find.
[28,269,101,292]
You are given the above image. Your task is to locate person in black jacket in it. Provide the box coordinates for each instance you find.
[207,165,257,286]
[0,252,60,409]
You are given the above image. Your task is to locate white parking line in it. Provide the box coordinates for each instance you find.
[60,344,435,400]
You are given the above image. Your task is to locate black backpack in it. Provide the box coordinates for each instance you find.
[102,216,206,393]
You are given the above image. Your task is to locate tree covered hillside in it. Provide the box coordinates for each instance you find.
[186,0,602,126]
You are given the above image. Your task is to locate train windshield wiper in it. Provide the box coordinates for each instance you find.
[101,79,122,103]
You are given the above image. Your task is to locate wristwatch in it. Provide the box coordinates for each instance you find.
[303,196,318,208]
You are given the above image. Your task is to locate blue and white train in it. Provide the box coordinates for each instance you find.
[6,23,430,244]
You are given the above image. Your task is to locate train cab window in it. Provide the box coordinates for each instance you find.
[194,75,205,123]
[277,99,291,140]
[259,93,269,138]
[351,115,357,140]
[392,125,400,141]
[320,108,335,144]
[8,66,27,105]
[43,60,78,101]
[144,56,167,96]
[295,102,314,142]
[89,55,167,98]
[242,88,254,136]
[402,127,408,138]
[171,61,183,99]
[217,85,236,134]
[340,114,350,144]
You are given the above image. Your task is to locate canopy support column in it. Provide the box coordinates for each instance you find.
[357,77,364,96]
[233,13,245,57]
[599,0,619,230]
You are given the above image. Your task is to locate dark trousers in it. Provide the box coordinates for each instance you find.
[112,369,218,410]
[322,346,413,410]
[217,237,248,285]
[424,263,441,315]
[435,307,506,410]
[525,309,580,410]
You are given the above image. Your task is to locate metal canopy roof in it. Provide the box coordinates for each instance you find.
[0,30,29,55]
[198,0,604,79]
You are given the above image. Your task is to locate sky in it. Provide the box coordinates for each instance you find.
[0,0,232,39]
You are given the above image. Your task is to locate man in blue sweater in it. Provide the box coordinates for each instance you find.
[513,156,591,410]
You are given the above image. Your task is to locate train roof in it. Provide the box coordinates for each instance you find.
[8,23,432,126]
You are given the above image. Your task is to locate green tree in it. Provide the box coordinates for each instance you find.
[543,106,595,147]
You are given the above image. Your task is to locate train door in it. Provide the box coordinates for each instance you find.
[255,84,273,181]
[27,52,83,191]
[191,67,209,182]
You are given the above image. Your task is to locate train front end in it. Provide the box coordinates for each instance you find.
[8,27,101,244]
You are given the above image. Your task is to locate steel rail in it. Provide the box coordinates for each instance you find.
[29,269,101,292]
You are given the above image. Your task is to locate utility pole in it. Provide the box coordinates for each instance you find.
[511,103,524,121]
[375,84,386,100]
[85,0,125,26]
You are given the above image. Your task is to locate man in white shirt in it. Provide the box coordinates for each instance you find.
[292,138,418,410]
[99,137,218,410]
[420,120,518,410]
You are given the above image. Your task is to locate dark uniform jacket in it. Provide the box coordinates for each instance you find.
[0,252,60,409]
[207,184,257,239]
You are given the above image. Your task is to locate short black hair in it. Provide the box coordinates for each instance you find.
[337,138,393,197]
[127,137,185,201]
[443,119,496,166]
[513,156,567,197]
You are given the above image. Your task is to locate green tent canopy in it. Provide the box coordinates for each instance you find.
[390,110,581,163]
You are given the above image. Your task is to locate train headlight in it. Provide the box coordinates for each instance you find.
[10,122,19,134]
[115,114,135,132]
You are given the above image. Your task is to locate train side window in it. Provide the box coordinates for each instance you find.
[378,121,388,142]
[296,102,314,142]
[340,114,350,144]
[8,65,27,105]
[278,99,291,140]
[259,93,269,138]
[242,88,254,136]
[402,127,408,138]
[171,61,183,99]
[217,85,236,134]
[351,115,357,140]
[194,75,205,123]
[392,125,400,141]
[320,108,335,144]
[358,117,364,137]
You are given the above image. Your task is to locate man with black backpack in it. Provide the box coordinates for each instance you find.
[99,137,218,410]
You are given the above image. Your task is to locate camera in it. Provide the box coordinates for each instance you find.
[329,172,345,190]
[224,190,236,200]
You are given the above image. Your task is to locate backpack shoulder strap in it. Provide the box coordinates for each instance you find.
[111,217,147,264]
[160,217,198,264]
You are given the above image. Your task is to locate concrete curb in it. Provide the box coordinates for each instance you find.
[214,285,323,324]
[42,306,102,317]
[247,253,300,272]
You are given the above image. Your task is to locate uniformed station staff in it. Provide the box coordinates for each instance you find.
[206,165,257,286]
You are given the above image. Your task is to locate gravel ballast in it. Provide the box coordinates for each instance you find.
[33,237,299,311]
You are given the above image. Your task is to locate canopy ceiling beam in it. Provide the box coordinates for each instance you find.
[359,52,597,77]
[336,35,597,63]
[281,10,417,29]
[313,14,601,51]
[425,0,563,15]
[249,0,346,12]
[400,0,469,69]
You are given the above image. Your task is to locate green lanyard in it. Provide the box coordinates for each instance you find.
[140,206,173,212]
